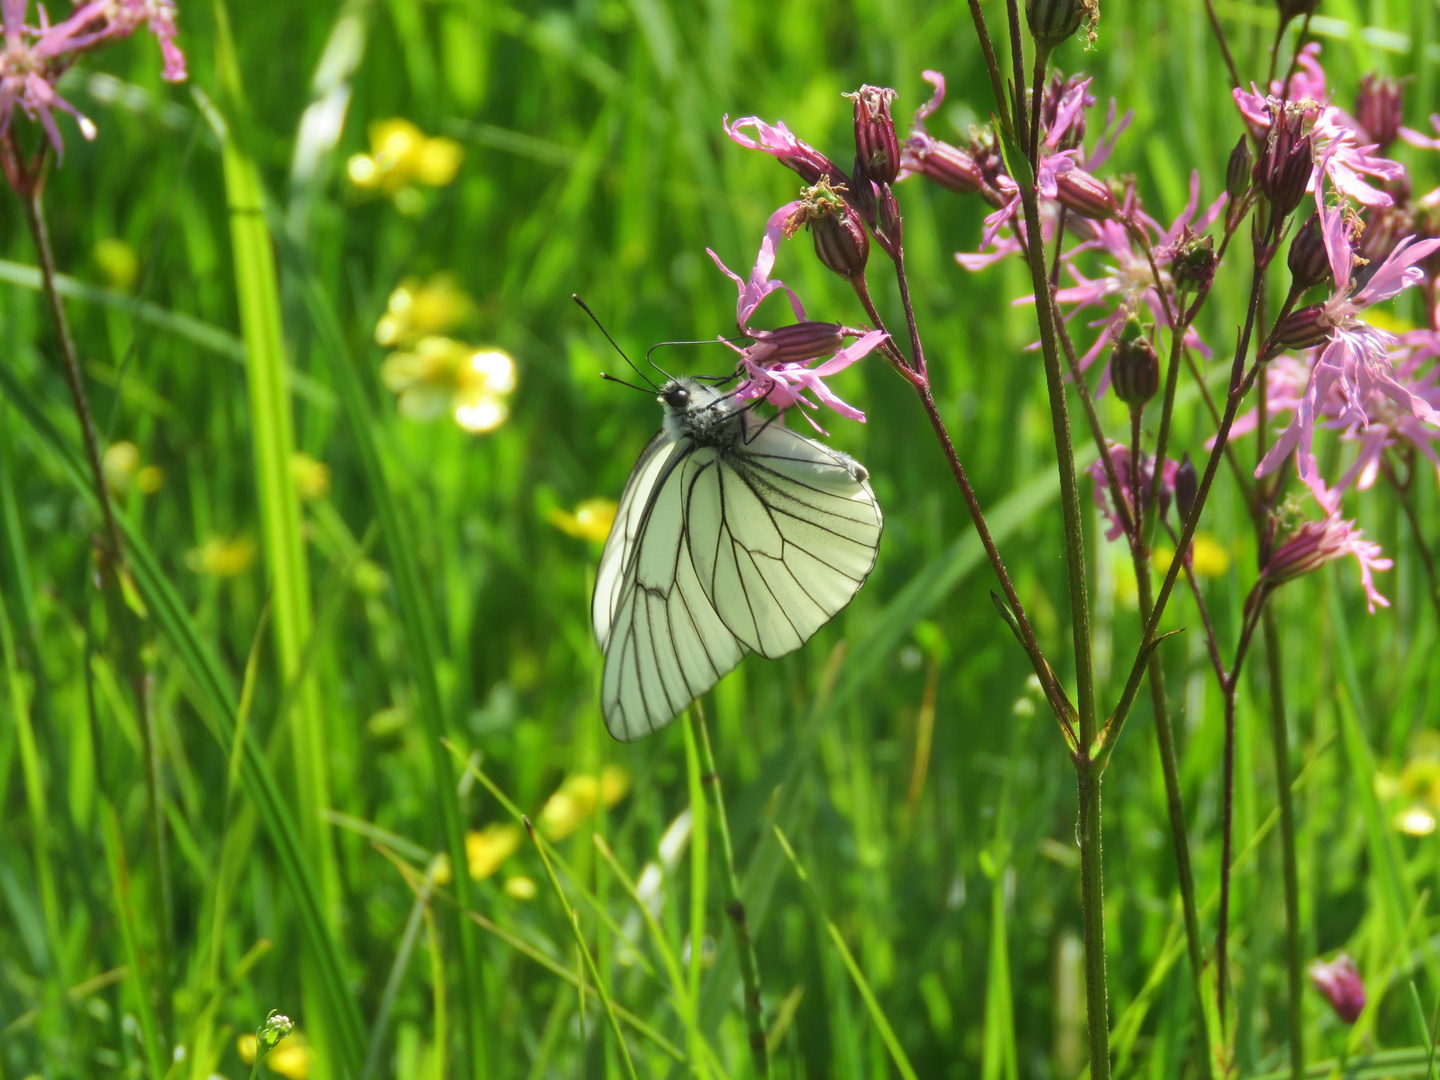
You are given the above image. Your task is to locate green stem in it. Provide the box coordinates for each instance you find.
[1262,607,1304,1079]
[682,713,710,1075]
[693,702,770,1078]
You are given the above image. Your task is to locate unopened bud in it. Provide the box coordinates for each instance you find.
[1355,74,1404,152]
[1276,0,1319,24]
[1309,955,1365,1025]
[846,86,901,186]
[1271,303,1331,351]
[1225,136,1252,204]
[747,322,846,364]
[1287,213,1331,293]
[1109,322,1159,407]
[257,1012,295,1057]
[1174,453,1197,523]
[901,133,985,195]
[810,205,870,281]
[1172,233,1216,294]
[875,184,903,255]
[1054,165,1117,220]
[1025,0,1098,49]
[1254,102,1313,220]
[849,155,878,226]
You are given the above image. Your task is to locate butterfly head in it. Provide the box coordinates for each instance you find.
[659,377,744,446]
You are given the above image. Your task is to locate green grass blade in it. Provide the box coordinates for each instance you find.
[100,797,166,1080]
[0,363,366,1076]
[772,826,919,1080]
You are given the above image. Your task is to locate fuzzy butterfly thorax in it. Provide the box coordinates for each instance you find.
[659,377,749,449]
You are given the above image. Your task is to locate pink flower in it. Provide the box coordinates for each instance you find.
[708,203,887,426]
[0,0,184,163]
[1308,955,1366,1023]
[1258,167,1440,500]
[1086,442,1178,542]
[1262,507,1392,612]
[723,114,847,189]
[1401,114,1440,151]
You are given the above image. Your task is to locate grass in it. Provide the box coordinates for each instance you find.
[0,0,1438,1078]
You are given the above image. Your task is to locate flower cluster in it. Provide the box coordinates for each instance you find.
[347,118,463,212]
[374,276,518,434]
[911,41,1440,616]
[0,0,184,180]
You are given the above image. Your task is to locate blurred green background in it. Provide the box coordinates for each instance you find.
[1,0,1438,1077]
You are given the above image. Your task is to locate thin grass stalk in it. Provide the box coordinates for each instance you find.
[692,701,769,1077]
[1262,607,1304,1079]
[100,797,166,1080]
[683,711,712,1077]
[527,817,641,1080]
[0,362,366,1067]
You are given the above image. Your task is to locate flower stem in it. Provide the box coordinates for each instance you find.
[21,180,170,1038]
[692,702,770,1078]
[1262,606,1304,1080]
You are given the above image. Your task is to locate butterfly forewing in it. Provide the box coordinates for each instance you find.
[593,431,677,649]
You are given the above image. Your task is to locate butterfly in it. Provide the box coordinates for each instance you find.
[593,376,883,741]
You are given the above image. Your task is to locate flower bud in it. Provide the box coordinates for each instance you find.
[1054,165,1118,220]
[848,154,879,226]
[1172,233,1216,294]
[1286,213,1331,293]
[1308,955,1365,1024]
[811,204,870,281]
[1276,0,1319,24]
[1254,101,1313,220]
[1271,303,1332,351]
[875,183,903,255]
[901,133,985,195]
[845,86,901,186]
[1025,0,1098,49]
[1109,321,1159,407]
[1355,74,1404,152]
[257,1012,295,1057]
[747,322,847,364]
[1225,136,1252,204]
[1174,453,1197,524]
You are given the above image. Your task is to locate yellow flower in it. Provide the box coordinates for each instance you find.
[599,764,631,807]
[136,466,164,494]
[540,769,631,840]
[104,442,164,496]
[346,118,464,197]
[547,498,618,543]
[380,338,516,434]
[94,237,139,290]
[428,852,452,887]
[237,1032,311,1079]
[186,536,257,577]
[374,274,473,348]
[1396,806,1437,836]
[290,453,331,500]
[504,875,538,900]
[103,441,140,492]
[1151,533,1230,579]
[466,824,521,880]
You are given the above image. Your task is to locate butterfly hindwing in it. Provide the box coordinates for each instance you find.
[690,421,882,659]
[597,442,747,742]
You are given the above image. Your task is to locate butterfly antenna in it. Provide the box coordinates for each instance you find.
[599,371,655,395]
[644,337,750,381]
[573,295,659,390]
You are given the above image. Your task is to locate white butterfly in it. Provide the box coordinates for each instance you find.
[593,377,883,741]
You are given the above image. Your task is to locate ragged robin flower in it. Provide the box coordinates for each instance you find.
[380,338,517,434]
[0,0,185,180]
[1308,954,1365,1024]
[1257,499,1393,612]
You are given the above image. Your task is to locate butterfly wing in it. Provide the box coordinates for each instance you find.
[686,421,882,659]
[595,436,748,742]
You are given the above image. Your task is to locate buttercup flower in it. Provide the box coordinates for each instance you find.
[374,274,473,347]
[347,119,463,205]
[380,338,517,434]
[548,497,618,543]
